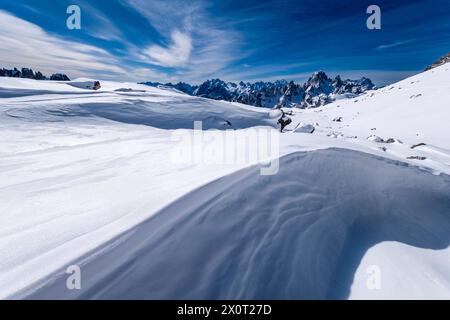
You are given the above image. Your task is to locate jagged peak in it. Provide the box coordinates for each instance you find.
[425,52,450,71]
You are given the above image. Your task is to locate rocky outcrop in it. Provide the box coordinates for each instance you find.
[50,73,70,81]
[0,67,70,81]
[424,53,450,71]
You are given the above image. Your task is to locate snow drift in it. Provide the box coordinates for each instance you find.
[17,149,450,299]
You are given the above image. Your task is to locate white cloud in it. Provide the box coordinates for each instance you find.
[376,40,415,50]
[84,5,125,42]
[125,0,245,82]
[0,10,127,80]
[144,30,192,67]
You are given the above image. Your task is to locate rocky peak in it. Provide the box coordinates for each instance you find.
[0,66,70,81]
[304,71,334,96]
[425,53,450,71]
[142,71,375,109]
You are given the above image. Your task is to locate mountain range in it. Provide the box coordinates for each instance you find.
[0,67,70,81]
[141,71,375,108]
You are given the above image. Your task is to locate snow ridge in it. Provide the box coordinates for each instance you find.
[17,149,450,300]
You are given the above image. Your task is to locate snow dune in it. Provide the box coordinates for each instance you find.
[17,149,450,299]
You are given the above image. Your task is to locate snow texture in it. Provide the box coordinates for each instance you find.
[1,64,450,299]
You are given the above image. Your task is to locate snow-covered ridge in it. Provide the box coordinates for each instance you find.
[15,149,450,299]
[425,52,450,71]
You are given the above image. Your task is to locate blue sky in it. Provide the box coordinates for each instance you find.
[0,0,449,85]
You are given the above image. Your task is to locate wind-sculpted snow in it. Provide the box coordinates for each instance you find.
[0,78,277,130]
[1,64,450,299]
[18,149,450,299]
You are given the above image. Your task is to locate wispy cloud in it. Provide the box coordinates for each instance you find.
[376,40,415,50]
[83,4,125,42]
[0,10,126,79]
[124,0,245,82]
[144,30,192,67]
[1,0,446,85]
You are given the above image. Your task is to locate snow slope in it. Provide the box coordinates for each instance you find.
[18,149,450,299]
[284,63,450,175]
[1,65,450,299]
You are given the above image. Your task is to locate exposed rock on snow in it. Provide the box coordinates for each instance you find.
[67,81,101,90]
[367,136,402,144]
[385,138,403,144]
[277,110,292,132]
[0,67,70,81]
[327,132,344,139]
[293,122,315,133]
[411,143,427,149]
[50,73,71,81]
[367,135,385,143]
[425,52,450,71]
[407,156,427,160]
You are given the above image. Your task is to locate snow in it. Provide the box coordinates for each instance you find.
[292,122,315,133]
[0,64,449,299]
[367,135,385,143]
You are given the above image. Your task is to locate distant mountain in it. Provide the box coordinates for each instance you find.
[142,71,375,109]
[141,81,198,95]
[425,53,450,71]
[0,67,70,81]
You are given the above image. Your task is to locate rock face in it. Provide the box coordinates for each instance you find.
[195,79,234,100]
[34,71,46,80]
[21,68,35,79]
[0,67,70,81]
[142,71,375,109]
[424,53,450,71]
[50,73,70,81]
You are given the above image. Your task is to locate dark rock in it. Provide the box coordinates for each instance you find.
[411,143,426,149]
[407,156,427,160]
[50,73,70,81]
[34,71,46,80]
[11,68,21,77]
[385,138,396,143]
[424,53,450,71]
[93,81,101,90]
[21,68,35,79]
[0,66,68,81]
